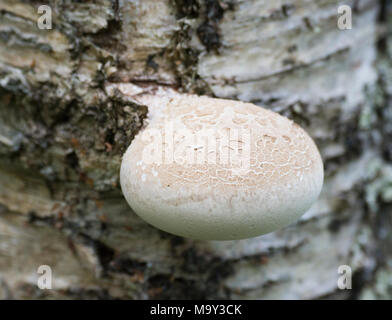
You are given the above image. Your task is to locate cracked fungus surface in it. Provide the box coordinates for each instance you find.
[125,95,321,191]
[120,93,324,240]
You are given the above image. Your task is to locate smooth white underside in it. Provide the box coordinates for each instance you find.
[120,143,323,240]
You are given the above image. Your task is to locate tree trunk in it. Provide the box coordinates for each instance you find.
[0,0,391,299]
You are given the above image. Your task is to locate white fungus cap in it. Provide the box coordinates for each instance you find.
[120,90,323,240]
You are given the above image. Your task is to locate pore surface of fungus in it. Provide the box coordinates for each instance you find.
[120,89,323,240]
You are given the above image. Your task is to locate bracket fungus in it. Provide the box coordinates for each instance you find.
[120,89,323,240]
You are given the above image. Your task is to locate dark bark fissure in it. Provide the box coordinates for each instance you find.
[0,0,391,299]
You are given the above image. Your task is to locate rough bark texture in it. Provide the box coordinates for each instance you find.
[0,0,391,299]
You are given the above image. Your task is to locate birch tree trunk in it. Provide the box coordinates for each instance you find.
[0,0,391,299]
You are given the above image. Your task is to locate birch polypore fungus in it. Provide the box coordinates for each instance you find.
[120,89,323,240]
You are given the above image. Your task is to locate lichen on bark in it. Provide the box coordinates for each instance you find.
[0,0,391,299]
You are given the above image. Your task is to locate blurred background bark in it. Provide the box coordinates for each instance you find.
[0,0,391,299]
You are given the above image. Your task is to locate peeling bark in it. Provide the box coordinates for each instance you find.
[0,0,391,299]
